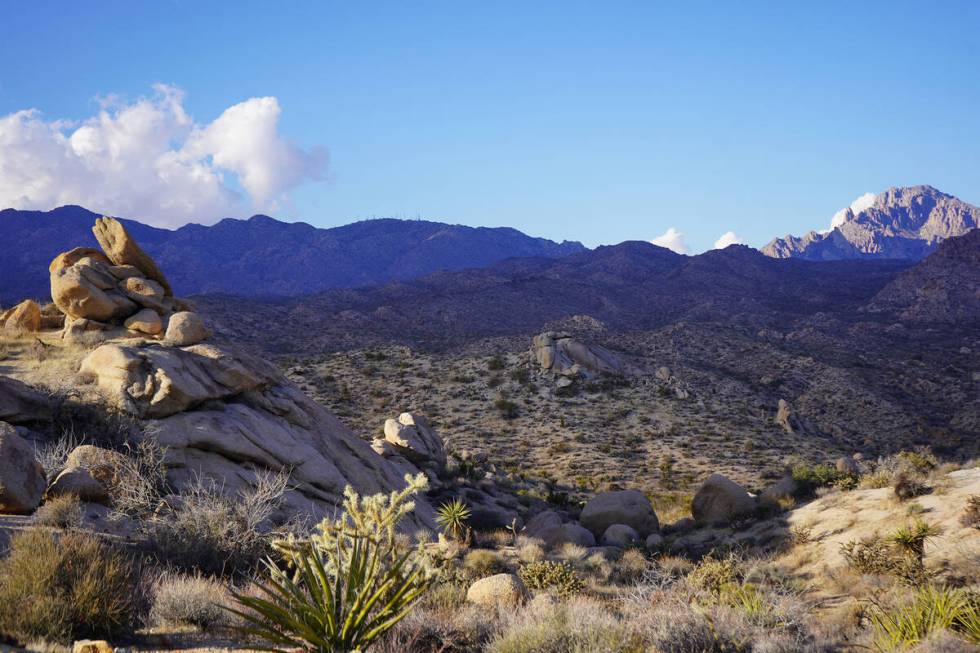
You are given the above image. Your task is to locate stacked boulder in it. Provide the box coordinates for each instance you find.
[372,412,447,487]
[50,216,209,345]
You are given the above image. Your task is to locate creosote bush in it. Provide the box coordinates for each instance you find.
[0,530,136,645]
[517,560,584,597]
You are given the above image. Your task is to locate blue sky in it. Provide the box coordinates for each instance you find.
[1,1,978,250]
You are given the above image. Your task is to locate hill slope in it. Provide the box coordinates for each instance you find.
[763,185,979,261]
[0,205,584,303]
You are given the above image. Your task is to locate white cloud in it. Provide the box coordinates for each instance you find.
[0,84,326,228]
[713,230,744,249]
[828,191,877,231]
[650,226,689,254]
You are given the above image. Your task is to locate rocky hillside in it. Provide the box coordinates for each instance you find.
[864,228,980,324]
[0,205,584,303]
[196,241,913,352]
[763,185,979,261]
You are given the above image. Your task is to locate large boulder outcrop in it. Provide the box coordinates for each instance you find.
[92,216,172,296]
[531,332,625,379]
[382,413,447,471]
[580,489,659,537]
[0,422,46,513]
[77,341,434,526]
[692,473,757,525]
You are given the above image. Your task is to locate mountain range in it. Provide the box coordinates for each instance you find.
[763,185,979,260]
[1,185,976,306]
[0,205,584,304]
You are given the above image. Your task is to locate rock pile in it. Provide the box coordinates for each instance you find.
[372,412,448,487]
[48,216,209,344]
[531,331,625,379]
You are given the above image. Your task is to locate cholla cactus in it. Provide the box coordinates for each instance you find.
[230,473,437,652]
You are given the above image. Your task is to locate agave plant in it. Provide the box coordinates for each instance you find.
[228,473,436,652]
[435,498,471,541]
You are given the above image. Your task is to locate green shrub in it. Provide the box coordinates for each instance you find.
[897,451,939,474]
[870,585,980,651]
[518,560,585,597]
[230,473,437,652]
[893,471,929,501]
[0,530,136,644]
[791,463,852,497]
[688,554,741,595]
[494,398,519,419]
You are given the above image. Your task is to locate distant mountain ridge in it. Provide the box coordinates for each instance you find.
[763,185,979,261]
[0,205,585,303]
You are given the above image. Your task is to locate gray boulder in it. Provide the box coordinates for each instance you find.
[600,523,640,547]
[580,489,659,537]
[692,473,756,525]
[0,422,46,514]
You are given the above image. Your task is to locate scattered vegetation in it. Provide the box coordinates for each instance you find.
[149,571,236,630]
[33,492,84,529]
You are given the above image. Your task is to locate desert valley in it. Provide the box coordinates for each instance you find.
[0,183,978,652]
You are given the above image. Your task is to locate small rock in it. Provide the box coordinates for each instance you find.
[655,366,672,381]
[645,533,664,550]
[45,468,110,504]
[73,640,114,653]
[600,523,640,547]
[120,277,167,314]
[466,573,528,608]
[164,311,211,346]
[124,308,163,335]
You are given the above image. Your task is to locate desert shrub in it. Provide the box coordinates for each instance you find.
[516,540,545,564]
[791,463,851,498]
[0,530,136,644]
[33,427,82,480]
[960,495,980,530]
[487,354,506,371]
[861,471,893,489]
[891,521,942,575]
[841,534,900,576]
[870,585,980,651]
[688,553,742,595]
[230,473,438,653]
[111,438,170,516]
[489,596,639,653]
[147,470,288,577]
[149,572,235,630]
[494,398,519,419]
[612,547,650,584]
[33,493,84,529]
[893,471,929,501]
[897,451,939,474]
[463,549,507,579]
[518,560,585,597]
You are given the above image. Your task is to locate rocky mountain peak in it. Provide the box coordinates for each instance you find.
[763,185,979,261]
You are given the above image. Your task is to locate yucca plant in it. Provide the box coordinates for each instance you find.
[435,498,471,542]
[892,521,941,570]
[871,585,979,651]
[228,473,437,652]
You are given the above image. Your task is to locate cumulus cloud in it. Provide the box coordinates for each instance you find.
[713,230,744,249]
[828,191,877,231]
[650,227,689,254]
[0,84,326,228]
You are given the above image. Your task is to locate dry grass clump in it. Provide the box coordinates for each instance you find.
[33,493,84,529]
[0,530,136,645]
[489,595,639,653]
[462,549,508,579]
[149,572,236,630]
[960,495,980,530]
